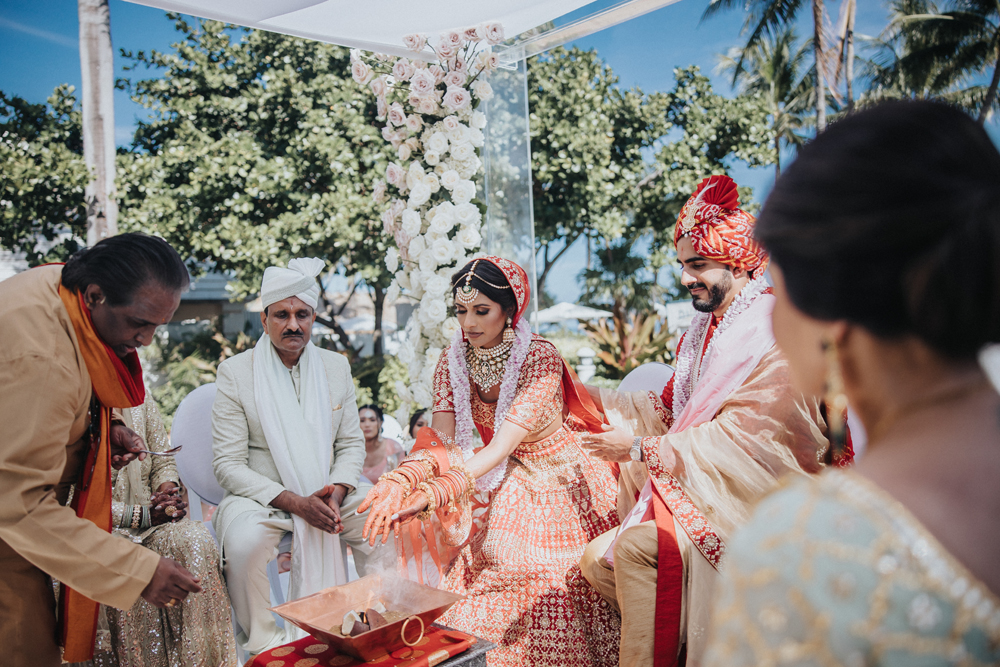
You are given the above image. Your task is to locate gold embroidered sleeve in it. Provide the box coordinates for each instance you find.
[432,348,455,413]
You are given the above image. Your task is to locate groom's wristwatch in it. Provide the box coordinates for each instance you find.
[629,436,643,462]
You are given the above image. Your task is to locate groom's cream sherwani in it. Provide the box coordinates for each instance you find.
[212,345,372,654]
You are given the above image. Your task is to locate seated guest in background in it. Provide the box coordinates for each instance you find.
[405,409,431,452]
[93,393,237,667]
[0,233,200,666]
[705,101,1000,665]
[578,176,836,667]
[359,404,405,484]
[211,257,377,655]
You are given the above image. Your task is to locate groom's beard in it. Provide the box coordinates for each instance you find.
[690,271,733,313]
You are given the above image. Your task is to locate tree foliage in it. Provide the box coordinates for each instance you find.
[0,85,89,265]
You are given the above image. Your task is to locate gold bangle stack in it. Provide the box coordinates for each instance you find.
[379,471,413,496]
[414,482,438,522]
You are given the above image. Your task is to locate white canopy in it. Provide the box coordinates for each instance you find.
[532,301,613,324]
[124,0,596,57]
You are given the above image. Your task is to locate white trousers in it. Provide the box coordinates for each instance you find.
[222,484,395,655]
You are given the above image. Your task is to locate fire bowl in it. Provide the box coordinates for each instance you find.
[270,573,465,661]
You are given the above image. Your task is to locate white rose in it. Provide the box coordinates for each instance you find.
[385,280,400,305]
[397,143,412,161]
[419,296,448,324]
[450,142,474,161]
[471,110,487,129]
[443,86,471,112]
[435,201,456,223]
[384,246,399,273]
[424,151,440,166]
[442,316,461,338]
[425,273,450,296]
[444,70,466,88]
[407,160,425,179]
[369,75,388,97]
[442,116,461,133]
[402,33,427,52]
[412,384,433,409]
[376,97,387,119]
[409,69,436,97]
[397,344,414,365]
[427,132,449,154]
[423,173,441,193]
[396,270,412,290]
[408,182,432,208]
[482,22,505,45]
[419,363,435,386]
[391,198,406,219]
[351,60,373,85]
[454,202,482,226]
[405,115,423,133]
[372,180,387,205]
[418,252,437,273]
[468,127,485,147]
[451,180,476,205]
[428,212,454,235]
[440,170,461,189]
[380,209,395,232]
[409,234,427,257]
[457,225,483,250]
[385,162,405,186]
[429,236,455,265]
[475,50,499,72]
[401,209,422,236]
[471,80,493,101]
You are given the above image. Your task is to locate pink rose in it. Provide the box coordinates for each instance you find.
[386,162,405,186]
[442,31,462,49]
[369,75,388,97]
[418,98,438,115]
[428,65,446,84]
[351,60,373,85]
[387,102,406,127]
[451,58,468,75]
[442,116,461,132]
[392,59,416,81]
[482,22,504,45]
[463,27,483,43]
[405,137,420,151]
[437,43,456,60]
[409,69,436,97]
[443,86,471,112]
[372,180,387,204]
[402,34,427,52]
[390,198,406,219]
[405,115,423,132]
[376,97,387,119]
[398,143,412,161]
[445,70,466,88]
[381,209,395,231]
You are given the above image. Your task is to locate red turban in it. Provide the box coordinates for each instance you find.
[673,175,769,279]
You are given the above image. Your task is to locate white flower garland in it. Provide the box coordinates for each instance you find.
[447,318,532,492]
[672,276,769,417]
[353,25,504,425]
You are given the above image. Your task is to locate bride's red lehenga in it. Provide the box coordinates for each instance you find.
[393,258,622,667]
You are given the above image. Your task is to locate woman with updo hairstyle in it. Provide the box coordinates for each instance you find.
[360,256,622,666]
[705,100,1000,665]
[358,404,405,485]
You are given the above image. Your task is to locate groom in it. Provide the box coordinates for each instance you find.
[579,176,838,667]
[212,257,377,655]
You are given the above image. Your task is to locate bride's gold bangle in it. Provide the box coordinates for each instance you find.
[414,482,438,521]
[379,471,413,496]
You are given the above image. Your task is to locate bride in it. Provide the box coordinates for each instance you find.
[359,256,621,667]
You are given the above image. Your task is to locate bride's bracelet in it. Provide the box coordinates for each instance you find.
[414,482,439,521]
[378,471,412,496]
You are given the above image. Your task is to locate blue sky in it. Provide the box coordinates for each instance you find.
[1,0,996,302]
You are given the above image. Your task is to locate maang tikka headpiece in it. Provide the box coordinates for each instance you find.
[454,259,511,305]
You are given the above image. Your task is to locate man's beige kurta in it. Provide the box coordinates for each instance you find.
[0,266,160,666]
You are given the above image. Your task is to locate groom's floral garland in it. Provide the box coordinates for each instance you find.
[672,276,770,417]
[352,25,504,425]
[447,318,532,491]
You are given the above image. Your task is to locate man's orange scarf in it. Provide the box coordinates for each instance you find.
[57,284,145,662]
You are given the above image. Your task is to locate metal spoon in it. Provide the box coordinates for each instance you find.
[132,445,183,457]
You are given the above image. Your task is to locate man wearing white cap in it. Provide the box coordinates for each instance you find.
[211,257,377,654]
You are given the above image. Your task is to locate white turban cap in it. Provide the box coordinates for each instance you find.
[260,257,325,311]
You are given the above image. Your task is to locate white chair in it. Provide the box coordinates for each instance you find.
[171,382,287,662]
[618,362,675,395]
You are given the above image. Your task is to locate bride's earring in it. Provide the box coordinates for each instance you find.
[822,338,848,456]
[502,317,515,343]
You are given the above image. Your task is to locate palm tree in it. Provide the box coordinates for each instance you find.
[78,0,118,244]
[718,26,813,178]
[860,0,1000,122]
[704,0,832,131]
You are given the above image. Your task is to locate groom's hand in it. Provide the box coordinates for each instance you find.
[324,484,349,534]
[272,489,340,534]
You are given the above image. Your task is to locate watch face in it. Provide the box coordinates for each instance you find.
[630,447,642,462]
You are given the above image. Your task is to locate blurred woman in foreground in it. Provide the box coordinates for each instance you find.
[705,100,1000,665]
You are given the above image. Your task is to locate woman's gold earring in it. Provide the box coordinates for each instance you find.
[822,338,848,457]
[502,317,515,343]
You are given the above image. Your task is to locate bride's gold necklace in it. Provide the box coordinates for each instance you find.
[466,339,513,390]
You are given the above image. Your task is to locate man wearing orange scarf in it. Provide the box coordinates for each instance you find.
[0,233,201,666]
[578,176,839,667]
